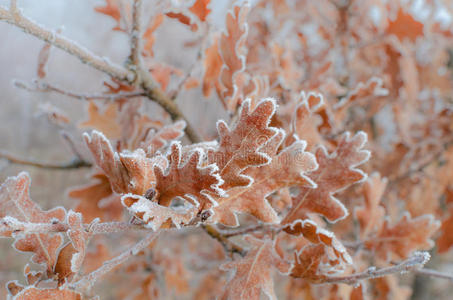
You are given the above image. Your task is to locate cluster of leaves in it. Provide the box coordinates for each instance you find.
[1,0,453,299]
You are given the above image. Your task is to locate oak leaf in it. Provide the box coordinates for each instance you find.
[154,142,225,209]
[143,14,164,57]
[283,131,370,224]
[437,206,453,253]
[166,0,211,31]
[95,0,122,31]
[0,172,66,272]
[122,194,195,230]
[365,213,439,261]
[212,130,317,226]
[387,8,424,42]
[207,98,278,191]
[79,102,122,140]
[12,286,82,300]
[84,130,167,195]
[221,236,291,300]
[355,172,387,238]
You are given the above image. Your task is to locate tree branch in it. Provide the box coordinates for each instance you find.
[0,5,132,81]
[14,80,146,101]
[72,231,160,292]
[0,150,91,170]
[202,224,245,256]
[323,252,430,284]
[0,216,148,235]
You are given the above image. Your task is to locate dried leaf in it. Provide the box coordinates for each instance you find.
[202,34,223,97]
[79,102,122,140]
[221,236,291,300]
[54,211,90,284]
[207,98,278,191]
[13,286,82,300]
[365,213,439,261]
[154,142,224,209]
[37,43,51,79]
[387,8,424,42]
[437,206,453,253]
[355,172,387,238]
[284,132,370,224]
[143,14,164,57]
[69,173,122,223]
[0,173,66,272]
[166,0,211,31]
[95,0,122,31]
[122,194,195,230]
[213,130,317,226]
[84,130,167,195]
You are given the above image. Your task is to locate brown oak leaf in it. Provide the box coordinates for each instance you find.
[365,213,439,261]
[0,172,66,273]
[387,8,424,42]
[437,206,453,253]
[84,130,167,195]
[283,131,370,224]
[207,98,278,191]
[69,173,123,223]
[355,172,387,238]
[12,286,82,300]
[95,0,123,31]
[122,194,196,230]
[221,235,291,300]
[154,142,225,209]
[166,0,211,31]
[79,102,122,139]
[54,211,90,285]
[212,130,317,226]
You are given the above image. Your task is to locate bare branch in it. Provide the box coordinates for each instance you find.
[73,231,160,291]
[14,80,145,101]
[0,150,91,170]
[415,268,453,281]
[129,0,143,78]
[323,252,430,284]
[0,5,133,81]
[202,224,245,256]
[0,216,148,235]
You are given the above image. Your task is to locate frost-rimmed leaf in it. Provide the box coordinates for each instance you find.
[221,235,291,300]
[154,142,225,209]
[12,286,82,300]
[122,194,196,231]
[84,130,167,195]
[283,131,370,224]
[207,98,278,191]
[0,172,66,272]
[212,130,317,226]
[54,211,90,284]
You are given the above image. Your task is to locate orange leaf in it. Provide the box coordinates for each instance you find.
[0,173,66,272]
[284,132,370,224]
[365,213,439,261]
[387,8,424,42]
[79,102,122,140]
[221,236,291,300]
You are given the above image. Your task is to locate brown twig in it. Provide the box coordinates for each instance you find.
[202,224,246,256]
[0,150,91,170]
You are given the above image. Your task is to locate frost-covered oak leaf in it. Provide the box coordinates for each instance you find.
[79,102,122,139]
[283,219,352,268]
[212,130,317,226]
[54,211,90,284]
[166,0,211,31]
[207,98,278,191]
[365,213,439,261]
[0,172,66,272]
[437,206,453,253]
[11,286,82,300]
[122,194,195,231]
[68,173,122,223]
[84,130,167,195]
[283,131,370,224]
[140,120,186,156]
[221,236,291,300]
[354,172,387,238]
[154,142,224,209]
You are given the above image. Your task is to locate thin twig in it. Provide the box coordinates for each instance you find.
[0,5,200,142]
[129,0,142,83]
[323,252,430,284]
[219,224,267,238]
[0,217,148,235]
[72,231,160,292]
[14,80,145,101]
[0,150,91,170]
[416,268,453,281]
[202,224,245,256]
[0,5,132,81]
